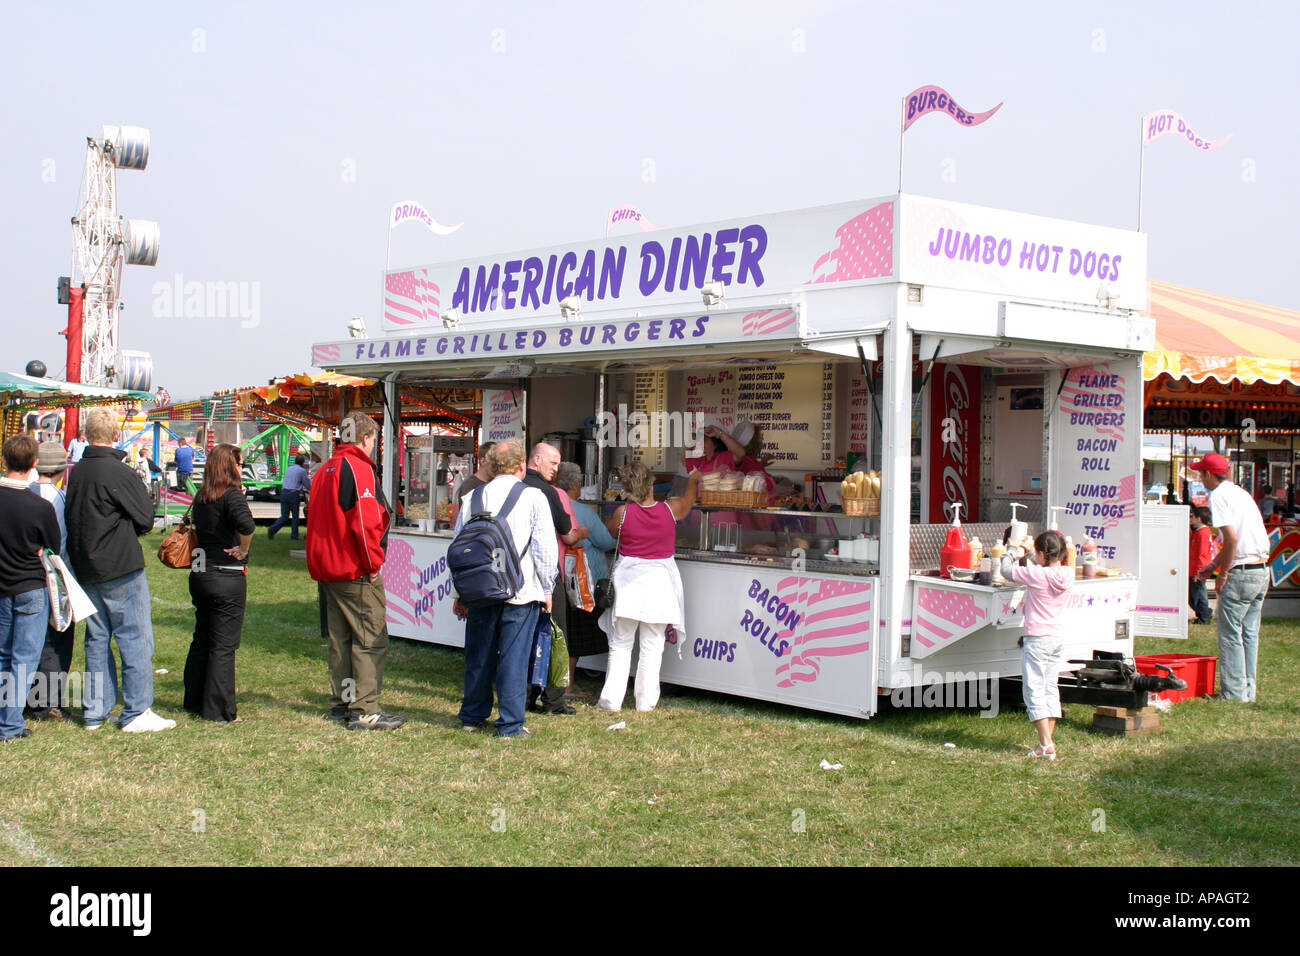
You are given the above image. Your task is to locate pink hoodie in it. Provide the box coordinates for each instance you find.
[1008,564,1074,638]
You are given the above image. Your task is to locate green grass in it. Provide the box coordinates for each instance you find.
[3,533,1298,866]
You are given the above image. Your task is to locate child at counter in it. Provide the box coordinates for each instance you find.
[1000,530,1072,761]
[1188,506,1214,625]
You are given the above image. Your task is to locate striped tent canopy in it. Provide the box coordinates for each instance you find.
[1144,279,1300,386]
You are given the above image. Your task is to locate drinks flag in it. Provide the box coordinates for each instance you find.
[390,200,462,236]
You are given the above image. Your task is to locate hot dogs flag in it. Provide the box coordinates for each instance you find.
[390,200,463,236]
[1142,110,1231,152]
[903,85,1002,131]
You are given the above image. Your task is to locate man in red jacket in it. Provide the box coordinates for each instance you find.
[306,411,403,730]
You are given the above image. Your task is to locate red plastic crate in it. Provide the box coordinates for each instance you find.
[1135,654,1218,703]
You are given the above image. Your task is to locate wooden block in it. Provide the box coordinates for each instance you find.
[1091,712,1161,736]
[1094,705,1156,718]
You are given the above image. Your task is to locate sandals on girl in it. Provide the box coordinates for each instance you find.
[1026,743,1056,760]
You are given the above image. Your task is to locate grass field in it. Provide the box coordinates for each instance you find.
[3,535,1297,866]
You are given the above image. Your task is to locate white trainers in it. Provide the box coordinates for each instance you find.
[120,708,178,733]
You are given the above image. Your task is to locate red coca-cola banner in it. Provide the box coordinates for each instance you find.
[927,364,981,523]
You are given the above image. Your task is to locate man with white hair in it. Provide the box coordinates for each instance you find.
[65,407,176,732]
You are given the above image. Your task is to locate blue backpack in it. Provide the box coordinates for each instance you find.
[448,483,534,607]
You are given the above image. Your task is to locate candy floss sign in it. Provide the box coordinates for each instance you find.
[482,388,523,443]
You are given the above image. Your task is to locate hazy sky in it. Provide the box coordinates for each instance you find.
[3,0,1294,399]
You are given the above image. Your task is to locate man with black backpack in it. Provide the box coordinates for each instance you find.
[449,439,556,738]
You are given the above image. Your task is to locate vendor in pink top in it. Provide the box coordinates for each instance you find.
[683,419,774,493]
[1001,530,1073,761]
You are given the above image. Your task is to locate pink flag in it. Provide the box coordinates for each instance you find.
[903,85,1002,131]
[1142,110,1231,152]
[606,204,658,233]
[390,200,462,236]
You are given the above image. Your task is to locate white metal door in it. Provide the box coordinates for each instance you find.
[1136,504,1189,639]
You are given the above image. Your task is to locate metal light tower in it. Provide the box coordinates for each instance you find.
[66,124,159,389]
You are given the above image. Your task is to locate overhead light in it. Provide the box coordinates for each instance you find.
[701,281,725,307]
[559,295,582,320]
[1096,284,1118,310]
[442,307,461,329]
[347,316,367,338]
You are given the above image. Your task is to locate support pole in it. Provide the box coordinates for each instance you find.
[1137,116,1146,233]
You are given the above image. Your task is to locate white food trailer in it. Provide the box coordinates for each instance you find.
[311,192,1153,718]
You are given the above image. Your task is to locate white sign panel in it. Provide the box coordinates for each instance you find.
[669,561,877,718]
[898,195,1148,310]
[383,533,466,647]
[376,197,896,331]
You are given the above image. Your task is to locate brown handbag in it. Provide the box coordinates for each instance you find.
[158,509,198,569]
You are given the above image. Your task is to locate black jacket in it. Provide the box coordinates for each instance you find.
[65,444,154,583]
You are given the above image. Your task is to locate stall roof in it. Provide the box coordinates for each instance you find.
[0,372,154,404]
[1143,280,1300,386]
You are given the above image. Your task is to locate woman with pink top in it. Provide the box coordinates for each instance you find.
[1001,530,1073,760]
[596,461,700,712]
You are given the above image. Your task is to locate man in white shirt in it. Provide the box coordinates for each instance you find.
[451,439,557,738]
[1192,453,1270,702]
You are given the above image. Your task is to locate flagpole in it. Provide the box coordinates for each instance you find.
[897,95,906,193]
[1137,116,1146,233]
[385,204,394,271]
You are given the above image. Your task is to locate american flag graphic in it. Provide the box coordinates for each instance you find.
[382,538,421,629]
[313,344,341,365]
[809,202,894,284]
[741,308,797,337]
[913,585,988,651]
[772,576,872,687]
[384,269,441,327]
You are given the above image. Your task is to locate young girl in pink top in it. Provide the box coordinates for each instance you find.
[1002,530,1073,760]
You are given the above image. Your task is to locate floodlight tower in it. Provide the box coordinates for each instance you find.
[64,125,160,387]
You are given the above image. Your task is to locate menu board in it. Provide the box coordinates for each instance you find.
[1050,362,1140,569]
[632,369,668,471]
[684,369,736,435]
[846,368,872,454]
[734,363,834,467]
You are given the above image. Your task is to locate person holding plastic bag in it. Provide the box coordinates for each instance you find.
[26,442,77,719]
[0,435,60,741]
[556,462,615,694]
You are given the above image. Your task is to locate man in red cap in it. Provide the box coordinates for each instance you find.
[1190,452,1269,701]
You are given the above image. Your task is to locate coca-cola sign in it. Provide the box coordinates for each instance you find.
[928,364,981,523]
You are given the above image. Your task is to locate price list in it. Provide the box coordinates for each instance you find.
[632,369,668,471]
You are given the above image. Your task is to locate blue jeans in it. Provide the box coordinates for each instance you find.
[0,588,49,739]
[268,490,302,539]
[82,569,156,725]
[1215,566,1268,702]
[459,601,541,735]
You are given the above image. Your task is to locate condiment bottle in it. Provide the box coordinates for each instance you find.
[991,542,1006,584]
[1065,535,1077,571]
[939,502,970,578]
[1081,538,1098,578]
[978,551,992,587]
[1008,502,1028,548]
[968,535,983,567]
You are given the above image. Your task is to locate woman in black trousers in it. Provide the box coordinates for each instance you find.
[185,443,255,722]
